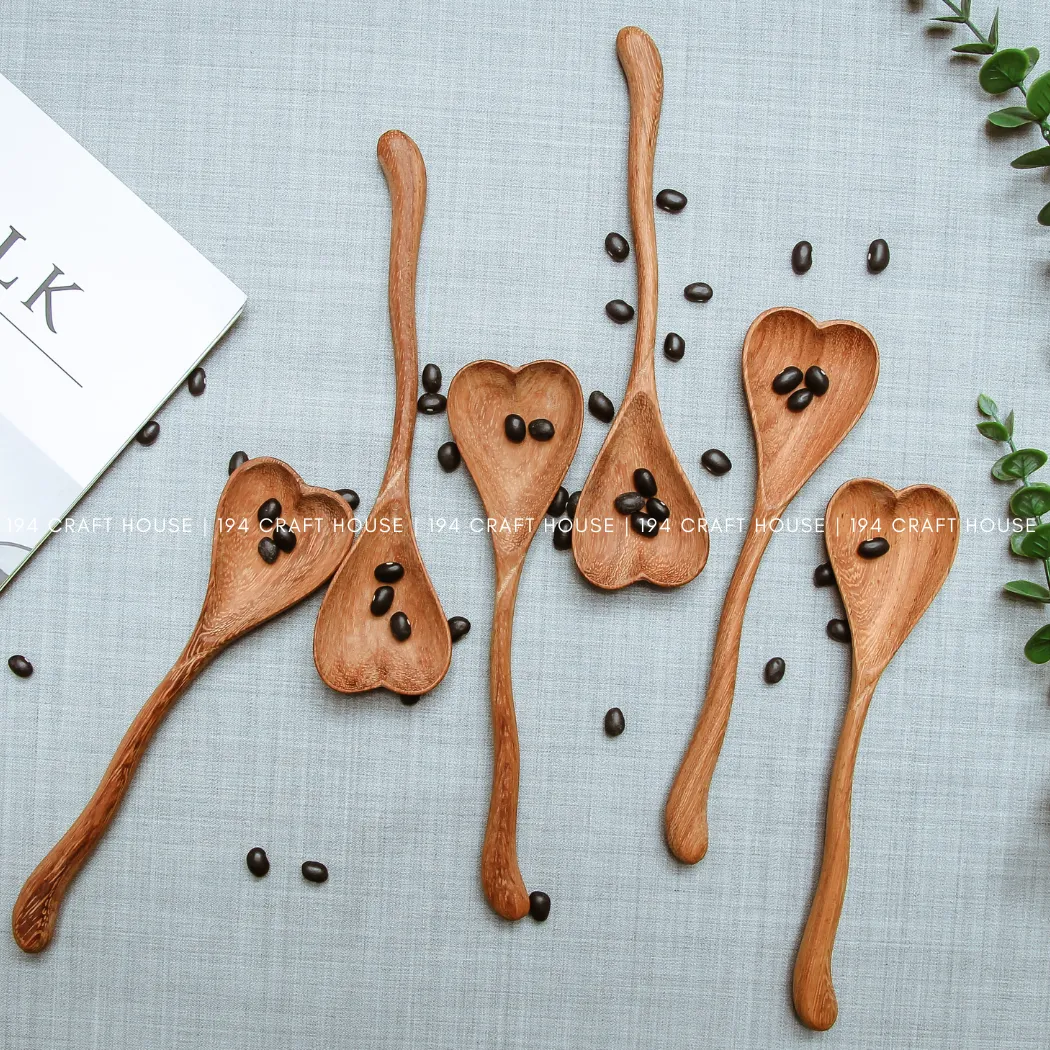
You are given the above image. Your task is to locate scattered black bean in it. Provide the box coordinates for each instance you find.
[663,332,685,361]
[867,238,890,273]
[258,498,282,526]
[8,655,33,678]
[505,414,527,443]
[805,365,829,396]
[813,563,835,588]
[137,420,160,446]
[588,390,615,423]
[787,389,813,412]
[631,512,659,537]
[437,441,461,472]
[656,188,687,213]
[566,490,581,518]
[390,612,412,641]
[529,890,551,922]
[187,366,206,396]
[645,497,670,523]
[604,707,625,736]
[701,449,732,476]
[763,657,786,684]
[606,299,635,323]
[858,537,890,559]
[273,524,297,553]
[614,491,646,515]
[371,586,395,616]
[548,487,569,517]
[246,847,269,877]
[417,392,447,415]
[827,618,852,643]
[791,241,813,274]
[633,468,657,498]
[684,282,713,303]
[528,419,555,441]
[605,232,629,261]
[400,694,421,706]
[421,363,442,393]
[336,489,360,511]
[258,537,279,564]
[772,366,803,394]
[228,451,249,475]
[553,519,574,550]
[448,616,471,642]
[302,861,329,884]
[375,562,405,583]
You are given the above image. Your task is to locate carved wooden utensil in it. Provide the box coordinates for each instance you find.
[665,307,879,864]
[794,479,959,1031]
[313,130,452,698]
[447,360,583,919]
[13,457,353,952]
[572,26,708,590]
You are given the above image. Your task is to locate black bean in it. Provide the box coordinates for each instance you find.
[763,657,786,684]
[631,512,659,537]
[448,616,471,642]
[566,491,581,518]
[787,389,813,412]
[505,414,527,443]
[553,519,574,550]
[772,366,803,394]
[858,537,890,559]
[400,694,421,706]
[437,441,461,472]
[604,707,625,736]
[8,655,33,678]
[421,363,442,393]
[302,861,328,884]
[136,420,160,446]
[417,392,447,415]
[258,537,279,564]
[336,489,360,510]
[656,188,687,213]
[645,497,670,523]
[614,491,645,515]
[701,449,732,476]
[371,586,395,616]
[867,238,890,273]
[228,451,249,475]
[791,241,813,274]
[273,524,297,553]
[605,232,629,261]
[528,890,551,922]
[588,390,615,423]
[684,282,713,303]
[390,611,412,641]
[246,847,269,877]
[258,498,282,526]
[804,365,829,396]
[187,366,206,396]
[374,562,405,583]
[528,418,555,441]
[663,332,685,361]
[827,618,852,643]
[633,468,657,498]
[548,487,569,517]
[813,563,835,588]
[606,299,635,323]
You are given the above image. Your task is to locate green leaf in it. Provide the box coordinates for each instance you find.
[1004,580,1050,602]
[933,14,968,22]
[1011,484,1050,518]
[1027,72,1050,119]
[994,448,1048,480]
[1027,47,1041,68]
[1025,623,1050,663]
[977,393,999,417]
[988,106,1038,126]
[954,42,995,55]
[1011,147,1050,168]
[980,48,1030,94]
[1040,201,1050,226]
[989,8,1000,49]
[960,0,972,17]
[1021,522,1050,557]
[1005,410,1015,437]
[1011,531,1033,556]
[978,420,1010,439]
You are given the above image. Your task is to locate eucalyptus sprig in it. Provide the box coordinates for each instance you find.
[976,394,1050,662]
[934,0,1050,225]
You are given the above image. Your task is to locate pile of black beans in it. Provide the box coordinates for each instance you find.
[256,498,297,564]
[370,561,412,641]
[549,486,581,551]
[505,414,555,443]
[418,362,446,415]
[771,364,829,412]
[614,468,667,538]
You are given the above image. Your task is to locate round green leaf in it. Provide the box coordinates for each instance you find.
[1011,484,1050,518]
[1039,201,1050,226]
[1024,623,1050,663]
[1027,71,1050,119]
[1021,524,1050,558]
[978,420,1010,440]
[1004,580,1050,602]
[994,448,1048,480]
[980,49,1031,94]
[977,393,999,417]
[989,106,1038,127]
[1026,47,1041,68]
[1011,147,1050,168]
[1011,531,1033,557]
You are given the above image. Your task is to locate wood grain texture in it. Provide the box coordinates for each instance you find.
[447,359,583,920]
[313,130,452,696]
[12,457,353,952]
[572,26,708,590]
[793,479,959,1031]
[665,307,879,864]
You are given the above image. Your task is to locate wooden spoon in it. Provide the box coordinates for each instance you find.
[665,306,879,864]
[12,457,353,952]
[572,26,708,590]
[794,479,959,1030]
[313,130,452,697]
[447,359,583,919]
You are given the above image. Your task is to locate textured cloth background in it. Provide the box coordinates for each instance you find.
[2,0,1050,1046]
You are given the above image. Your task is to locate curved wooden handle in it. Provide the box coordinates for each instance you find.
[665,517,773,862]
[793,673,878,1030]
[481,559,530,920]
[377,129,427,489]
[616,26,662,398]
[12,636,218,952]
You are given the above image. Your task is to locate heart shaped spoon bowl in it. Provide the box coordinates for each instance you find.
[793,479,959,1031]
[13,457,353,952]
[448,358,583,919]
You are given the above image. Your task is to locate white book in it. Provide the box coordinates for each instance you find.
[0,73,246,590]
